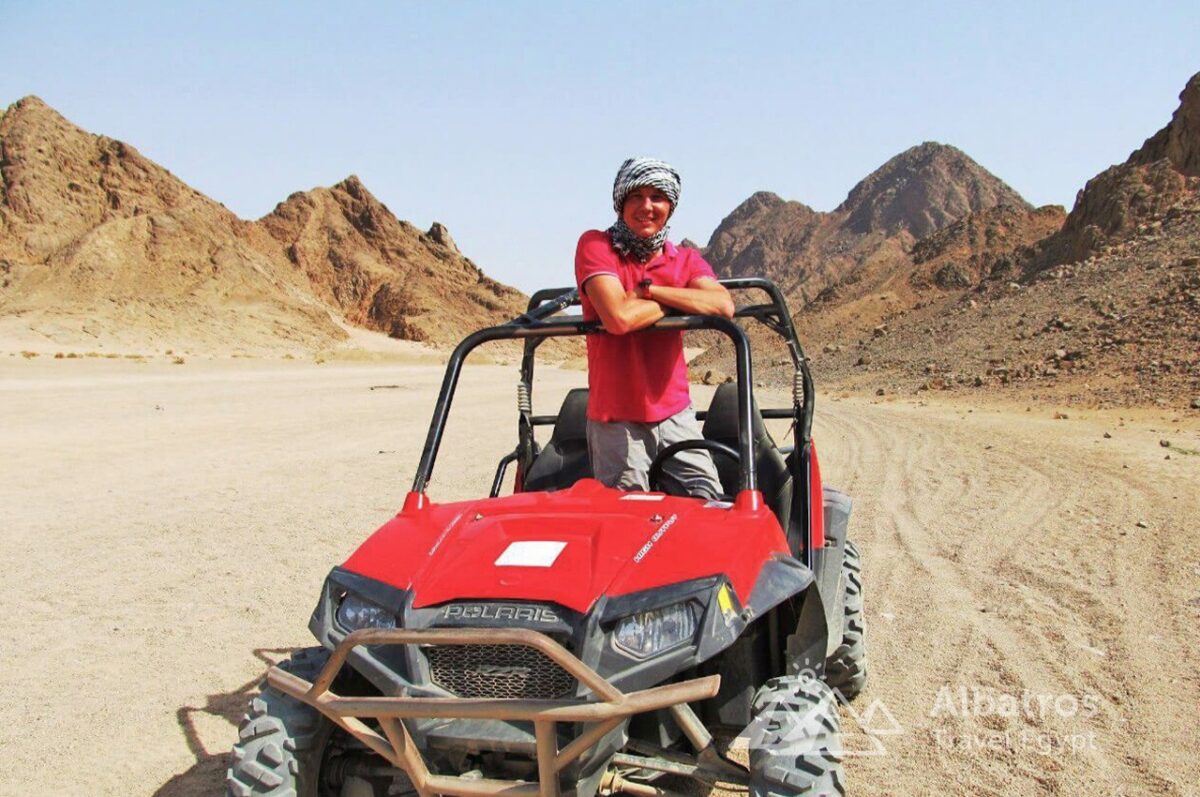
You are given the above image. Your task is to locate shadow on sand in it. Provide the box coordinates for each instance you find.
[153,647,299,797]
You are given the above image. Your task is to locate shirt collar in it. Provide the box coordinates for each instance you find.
[643,240,676,268]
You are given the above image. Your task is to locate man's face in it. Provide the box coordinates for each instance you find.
[621,186,673,239]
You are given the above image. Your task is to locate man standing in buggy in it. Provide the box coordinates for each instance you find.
[575,157,735,499]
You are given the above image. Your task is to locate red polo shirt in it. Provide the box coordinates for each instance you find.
[574,230,717,423]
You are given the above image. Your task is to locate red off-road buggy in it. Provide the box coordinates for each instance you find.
[227,278,866,797]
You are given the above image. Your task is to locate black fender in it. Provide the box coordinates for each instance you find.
[785,582,829,678]
[743,553,816,625]
[699,554,815,727]
[781,487,853,677]
[813,487,852,657]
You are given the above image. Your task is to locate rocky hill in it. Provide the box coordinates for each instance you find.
[0,96,525,354]
[259,176,524,345]
[694,73,1200,409]
[1030,72,1200,271]
[692,141,1053,381]
[703,142,1032,308]
[807,205,1198,409]
[908,204,1067,290]
[837,142,1031,238]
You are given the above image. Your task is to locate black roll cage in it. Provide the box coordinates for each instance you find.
[410,277,819,565]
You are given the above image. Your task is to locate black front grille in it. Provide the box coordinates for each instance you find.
[425,644,577,699]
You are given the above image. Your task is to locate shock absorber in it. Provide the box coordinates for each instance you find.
[517,381,532,415]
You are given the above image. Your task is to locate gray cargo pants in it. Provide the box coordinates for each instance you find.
[586,407,723,499]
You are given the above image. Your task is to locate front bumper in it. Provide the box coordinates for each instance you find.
[269,626,722,797]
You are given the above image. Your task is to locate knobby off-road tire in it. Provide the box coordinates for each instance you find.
[747,675,844,797]
[823,541,866,701]
[227,647,335,797]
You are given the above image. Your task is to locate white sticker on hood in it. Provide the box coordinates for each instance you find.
[495,541,567,567]
[620,494,665,501]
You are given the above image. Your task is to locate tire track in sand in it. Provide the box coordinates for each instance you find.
[810,397,1199,796]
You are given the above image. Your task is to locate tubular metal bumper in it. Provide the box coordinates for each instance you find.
[266,627,722,797]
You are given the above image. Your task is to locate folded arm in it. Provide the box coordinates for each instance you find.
[646,277,735,318]
[583,275,665,335]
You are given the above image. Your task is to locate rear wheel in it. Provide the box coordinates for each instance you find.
[747,675,844,797]
[824,541,866,701]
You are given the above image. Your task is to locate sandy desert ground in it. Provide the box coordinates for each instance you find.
[2,356,1198,796]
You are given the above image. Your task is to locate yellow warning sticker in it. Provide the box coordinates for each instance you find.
[717,584,735,614]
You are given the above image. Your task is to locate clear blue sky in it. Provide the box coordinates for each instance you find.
[2,1,1197,293]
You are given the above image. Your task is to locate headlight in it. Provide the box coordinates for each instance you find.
[612,602,697,659]
[336,593,397,631]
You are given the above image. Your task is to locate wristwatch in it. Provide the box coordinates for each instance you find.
[637,278,653,300]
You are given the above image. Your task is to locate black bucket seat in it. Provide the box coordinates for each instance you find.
[701,383,793,533]
[523,388,593,492]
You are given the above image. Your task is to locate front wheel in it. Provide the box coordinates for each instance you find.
[744,672,840,797]
[226,648,393,797]
[746,675,844,797]
[227,648,334,796]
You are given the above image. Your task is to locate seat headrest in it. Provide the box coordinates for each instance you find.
[550,388,590,444]
[702,382,768,444]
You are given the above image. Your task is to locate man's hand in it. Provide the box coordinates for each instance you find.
[646,277,734,318]
[584,275,665,335]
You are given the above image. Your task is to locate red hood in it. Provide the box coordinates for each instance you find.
[342,479,787,614]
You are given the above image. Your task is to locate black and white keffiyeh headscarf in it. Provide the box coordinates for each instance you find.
[607,157,681,262]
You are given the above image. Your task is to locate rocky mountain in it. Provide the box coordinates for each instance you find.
[908,204,1067,290]
[1134,73,1200,175]
[838,142,1031,238]
[704,192,822,286]
[259,176,524,345]
[704,142,1034,308]
[0,96,524,353]
[803,207,1199,409]
[1033,72,1200,269]
[0,97,210,258]
[695,72,1200,409]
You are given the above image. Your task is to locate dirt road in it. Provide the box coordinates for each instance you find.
[817,395,1199,796]
[1,359,1197,796]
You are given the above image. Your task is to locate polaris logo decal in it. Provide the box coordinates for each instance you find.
[633,513,678,563]
[440,604,560,623]
[472,664,532,676]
